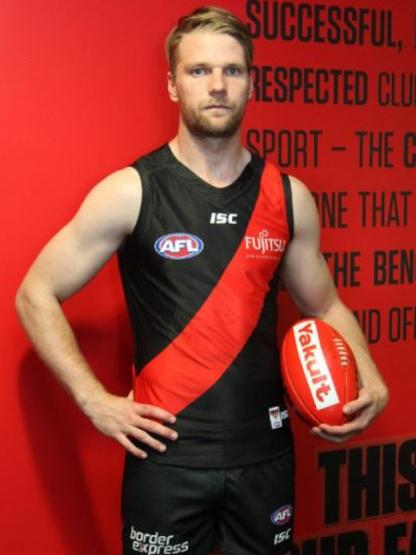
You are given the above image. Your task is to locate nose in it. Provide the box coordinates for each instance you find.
[208,68,226,94]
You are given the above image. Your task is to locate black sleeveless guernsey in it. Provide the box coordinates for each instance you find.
[117,144,294,468]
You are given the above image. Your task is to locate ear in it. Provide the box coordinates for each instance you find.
[248,73,254,101]
[168,71,178,102]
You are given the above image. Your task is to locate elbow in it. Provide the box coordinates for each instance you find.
[15,280,47,320]
[15,280,60,320]
[15,284,32,320]
[15,285,26,313]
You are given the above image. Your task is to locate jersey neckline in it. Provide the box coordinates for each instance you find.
[162,143,263,203]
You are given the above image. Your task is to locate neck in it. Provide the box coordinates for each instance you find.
[169,123,250,188]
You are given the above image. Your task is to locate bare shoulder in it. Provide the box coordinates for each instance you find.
[287,174,315,209]
[287,174,319,236]
[77,166,142,236]
[91,165,141,196]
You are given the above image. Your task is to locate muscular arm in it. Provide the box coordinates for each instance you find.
[281,176,388,442]
[15,167,177,457]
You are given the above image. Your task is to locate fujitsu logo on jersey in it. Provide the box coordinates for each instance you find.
[154,233,204,260]
[244,229,286,259]
[293,321,340,410]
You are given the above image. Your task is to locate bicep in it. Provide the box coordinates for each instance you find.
[19,167,141,302]
[281,176,337,317]
[26,222,118,302]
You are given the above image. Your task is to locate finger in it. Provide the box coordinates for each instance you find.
[135,403,176,424]
[126,426,168,453]
[311,424,359,442]
[311,427,356,443]
[127,390,134,400]
[135,417,178,441]
[343,392,372,415]
[316,415,368,437]
[116,433,148,459]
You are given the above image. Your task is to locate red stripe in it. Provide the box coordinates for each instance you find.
[134,162,289,414]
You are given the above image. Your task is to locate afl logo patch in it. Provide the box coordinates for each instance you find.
[271,505,292,526]
[154,233,204,260]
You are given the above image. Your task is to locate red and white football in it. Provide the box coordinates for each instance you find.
[281,318,358,427]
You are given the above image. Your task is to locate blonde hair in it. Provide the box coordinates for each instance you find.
[166,6,254,72]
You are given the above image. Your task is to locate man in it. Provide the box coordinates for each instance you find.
[16,6,388,555]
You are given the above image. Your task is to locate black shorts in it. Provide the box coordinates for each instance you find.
[121,449,295,555]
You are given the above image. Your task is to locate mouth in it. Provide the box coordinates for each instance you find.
[204,104,230,110]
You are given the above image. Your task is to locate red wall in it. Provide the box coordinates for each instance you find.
[4,1,415,554]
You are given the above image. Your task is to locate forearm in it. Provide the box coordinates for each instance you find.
[15,287,106,414]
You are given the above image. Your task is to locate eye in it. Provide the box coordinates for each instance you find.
[190,67,208,77]
[225,66,243,76]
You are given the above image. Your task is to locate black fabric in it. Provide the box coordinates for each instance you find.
[117,145,293,467]
[118,144,262,368]
[122,449,295,555]
[281,173,294,241]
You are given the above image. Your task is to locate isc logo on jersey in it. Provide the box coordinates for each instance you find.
[210,212,237,224]
[154,233,204,260]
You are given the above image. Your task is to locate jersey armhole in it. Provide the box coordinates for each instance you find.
[125,163,149,242]
[281,173,294,242]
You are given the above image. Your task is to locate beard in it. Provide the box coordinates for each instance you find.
[179,95,249,139]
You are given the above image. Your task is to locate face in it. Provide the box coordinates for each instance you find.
[168,31,253,138]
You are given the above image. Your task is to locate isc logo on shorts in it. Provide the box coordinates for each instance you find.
[154,233,204,260]
[274,528,292,545]
[271,504,292,526]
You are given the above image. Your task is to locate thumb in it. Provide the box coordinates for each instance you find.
[343,402,355,415]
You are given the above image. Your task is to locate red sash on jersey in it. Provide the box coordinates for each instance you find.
[134,162,290,414]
